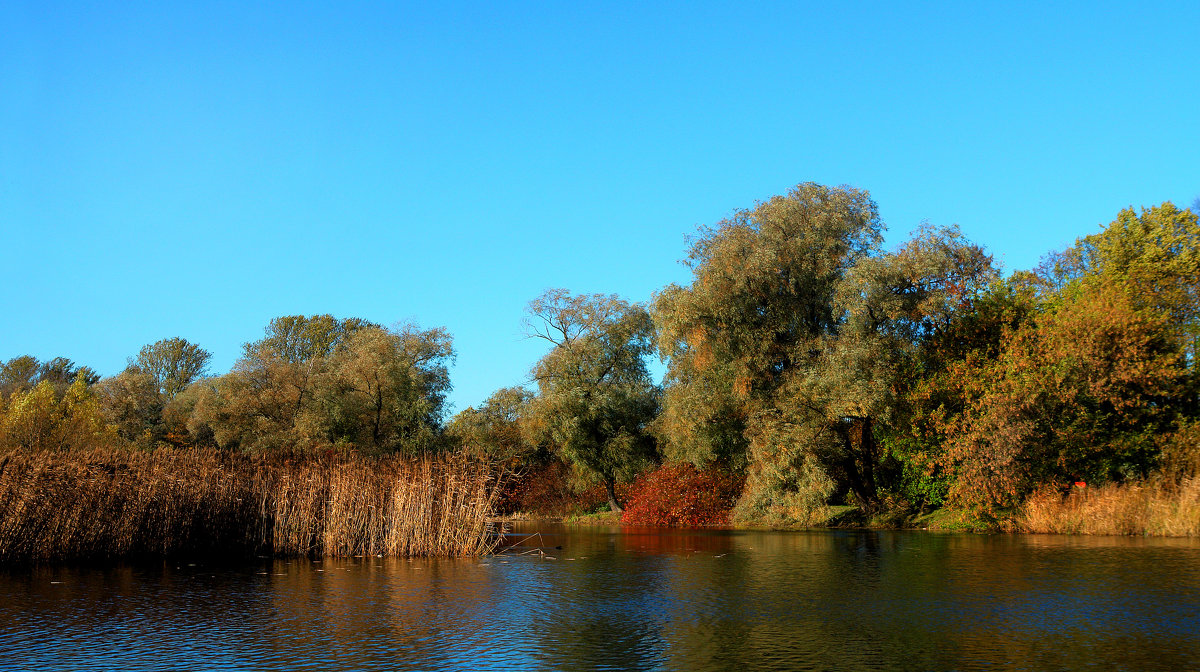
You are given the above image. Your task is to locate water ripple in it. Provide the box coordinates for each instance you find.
[2,529,1198,671]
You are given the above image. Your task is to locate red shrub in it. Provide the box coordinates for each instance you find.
[621,463,744,526]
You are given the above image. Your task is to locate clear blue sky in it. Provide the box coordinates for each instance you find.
[3,1,1198,412]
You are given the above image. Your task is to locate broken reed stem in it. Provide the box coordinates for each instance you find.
[0,447,508,563]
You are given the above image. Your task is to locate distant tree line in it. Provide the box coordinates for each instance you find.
[3,183,1197,526]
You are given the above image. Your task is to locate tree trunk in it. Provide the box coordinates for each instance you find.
[839,418,879,510]
[605,478,623,513]
[858,416,878,502]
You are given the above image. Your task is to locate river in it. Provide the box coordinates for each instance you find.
[2,524,1197,671]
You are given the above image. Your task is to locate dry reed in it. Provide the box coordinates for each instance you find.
[0,447,506,563]
[1017,478,1200,536]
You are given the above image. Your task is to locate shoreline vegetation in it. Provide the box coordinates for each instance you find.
[495,476,1200,537]
[2,183,1198,562]
[0,448,505,564]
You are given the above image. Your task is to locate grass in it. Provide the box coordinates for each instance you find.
[562,509,622,526]
[1017,478,1200,536]
[0,447,507,563]
[912,507,999,533]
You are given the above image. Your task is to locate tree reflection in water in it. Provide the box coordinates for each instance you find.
[1,527,1197,671]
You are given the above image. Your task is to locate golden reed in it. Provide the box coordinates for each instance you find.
[0,448,506,563]
[1017,478,1200,536]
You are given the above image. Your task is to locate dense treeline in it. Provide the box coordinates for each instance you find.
[2,182,1197,535]
[0,319,453,457]
[646,185,1198,528]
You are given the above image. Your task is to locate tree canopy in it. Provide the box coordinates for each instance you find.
[184,316,453,455]
[130,337,212,399]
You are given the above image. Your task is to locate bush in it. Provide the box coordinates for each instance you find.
[621,462,743,526]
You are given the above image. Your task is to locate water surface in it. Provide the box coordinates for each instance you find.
[3,525,1198,671]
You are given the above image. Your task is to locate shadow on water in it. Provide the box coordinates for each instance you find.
[2,527,1198,671]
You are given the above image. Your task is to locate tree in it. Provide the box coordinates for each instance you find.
[1073,202,1200,372]
[449,386,539,464]
[321,324,454,455]
[1,356,99,399]
[131,337,212,399]
[894,277,1040,509]
[36,357,99,392]
[0,356,40,397]
[0,377,110,452]
[802,224,996,508]
[653,183,883,470]
[184,317,453,455]
[654,184,1002,519]
[94,369,164,448]
[525,290,660,512]
[248,314,378,365]
[195,315,378,451]
[653,183,884,518]
[932,203,1200,509]
[942,279,1184,509]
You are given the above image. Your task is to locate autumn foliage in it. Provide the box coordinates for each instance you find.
[621,463,743,526]
[3,189,1199,541]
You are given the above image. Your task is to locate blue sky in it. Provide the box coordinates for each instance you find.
[2,1,1198,412]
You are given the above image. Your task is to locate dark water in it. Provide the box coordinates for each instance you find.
[2,526,1198,671]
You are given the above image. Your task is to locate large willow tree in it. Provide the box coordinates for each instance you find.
[653,183,883,469]
[654,183,995,518]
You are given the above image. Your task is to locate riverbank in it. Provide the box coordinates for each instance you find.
[496,476,1200,537]
[0,448,506,563]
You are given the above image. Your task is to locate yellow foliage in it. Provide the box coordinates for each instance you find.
[0,377,110,452]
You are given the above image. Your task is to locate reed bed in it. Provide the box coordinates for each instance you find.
[1017,478,1200,536]
[0,447,506,563]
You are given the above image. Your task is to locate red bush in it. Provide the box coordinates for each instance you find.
[621,463,744,526]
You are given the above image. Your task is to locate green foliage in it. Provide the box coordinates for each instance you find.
[732,418,837,525]
[525,290,660,511]
[0,356,40,396]
[36,357,100,389]
[88,338,212,449]
[1045,202,1200,367]
[131,337,212,399]
[877,432,951,510]
[655,184,996,515]
[320,325,454,455]
[448,386,540,464]
[653,183,883,468]
[1,356,99,398]
[247,314,378,364]
[185,316,453,455]
[94,370,165,448]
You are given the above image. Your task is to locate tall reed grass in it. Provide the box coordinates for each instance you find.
[0,447,506,563]
[1017,478,1200,536]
